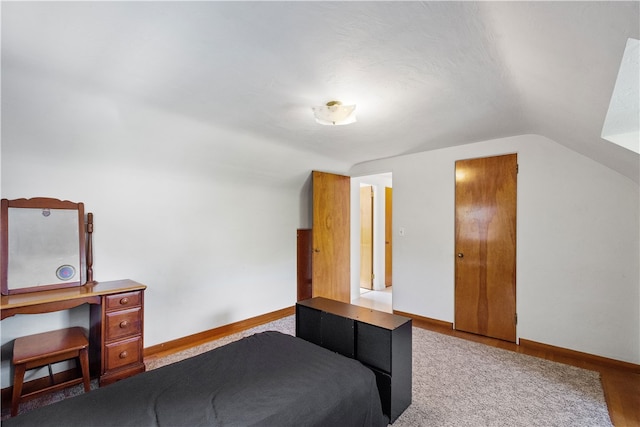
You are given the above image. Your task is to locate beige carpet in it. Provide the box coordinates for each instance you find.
[397,326,612,426]
[146,315,611,426]
[4,315,612,426]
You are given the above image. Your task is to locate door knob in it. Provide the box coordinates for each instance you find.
[457,253,464,258]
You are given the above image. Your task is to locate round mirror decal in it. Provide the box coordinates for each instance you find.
[56,265,76,281]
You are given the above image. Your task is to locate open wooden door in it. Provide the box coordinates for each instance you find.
[312,171,350,303]
[454,154,517,342]
[359,186,373,289]
[385,186,393,287]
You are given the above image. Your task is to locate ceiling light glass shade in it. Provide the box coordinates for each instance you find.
[312,101,356,125]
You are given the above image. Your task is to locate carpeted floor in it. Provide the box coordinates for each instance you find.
[396,326,611,426]
[4,315,612,426]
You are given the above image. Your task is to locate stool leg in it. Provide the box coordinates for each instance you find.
[11,363,26,417]
[79,347,91,392]
[47,364,55,385]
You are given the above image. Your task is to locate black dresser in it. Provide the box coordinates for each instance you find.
[296,297,412,423]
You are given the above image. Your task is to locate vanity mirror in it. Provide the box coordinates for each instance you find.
[1,197,93,295]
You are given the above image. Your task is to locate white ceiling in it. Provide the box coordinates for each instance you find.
[2,1,639,182]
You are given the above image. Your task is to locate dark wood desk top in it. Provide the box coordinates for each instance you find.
[1,279,146,319]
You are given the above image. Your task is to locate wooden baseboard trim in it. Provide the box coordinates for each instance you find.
[393,310,453,331]
[144,306,295,359]
[519,339,640,373]
[392,310,640,373]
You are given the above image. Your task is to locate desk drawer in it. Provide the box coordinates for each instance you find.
[105,307,142,341]
[105,336,142,371]
[105,291,142,311]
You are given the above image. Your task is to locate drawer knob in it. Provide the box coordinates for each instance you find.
[119,351,128,359]
[119,320,129,329]
[119,297,129,305]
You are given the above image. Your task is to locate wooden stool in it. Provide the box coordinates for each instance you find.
[11,327,91,416]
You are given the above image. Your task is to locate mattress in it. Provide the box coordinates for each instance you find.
[5,331,388,427]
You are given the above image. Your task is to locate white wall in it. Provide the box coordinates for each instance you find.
[0,70,349,387]
[2,76,638,392]
[350,134,640,364]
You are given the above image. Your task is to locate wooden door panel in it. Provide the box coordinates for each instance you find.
[296,229,312,301]
[455,154,517,342]
[312,171,350,303]
[360,186,373,289]
[385,187,393,287]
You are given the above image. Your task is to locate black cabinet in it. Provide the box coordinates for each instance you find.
[296,297,412,423]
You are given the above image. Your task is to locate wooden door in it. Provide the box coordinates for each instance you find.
[385,187,393,287]
[454,154,517,342]
[296,229,312,301]
[312,171,350,303]
[360,186,373,289]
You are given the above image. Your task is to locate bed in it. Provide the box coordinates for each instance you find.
[4,331,388,426]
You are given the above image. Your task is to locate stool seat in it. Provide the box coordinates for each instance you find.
[12,327,91,416]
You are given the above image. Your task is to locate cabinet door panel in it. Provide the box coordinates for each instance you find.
[369,366,392,420]
[321,312,355,358]
[296,305,322,346]
[357,323,391,372]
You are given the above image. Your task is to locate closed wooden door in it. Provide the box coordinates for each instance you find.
[385,187,393,287]
[454,154,517,342]
[360,186,373,289]
[312,171,350,303]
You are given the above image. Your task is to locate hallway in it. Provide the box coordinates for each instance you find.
[352,287,392,313]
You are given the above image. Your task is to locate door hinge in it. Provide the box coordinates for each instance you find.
[371,273,375,280]
[515,313,518,325]
[516,164,519,173]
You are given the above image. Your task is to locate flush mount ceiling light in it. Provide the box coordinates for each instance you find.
[312,101,356,125]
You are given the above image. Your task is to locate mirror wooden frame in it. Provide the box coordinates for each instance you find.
[1,197,92,295]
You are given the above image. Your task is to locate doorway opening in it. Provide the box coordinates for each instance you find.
[351,172,393,312]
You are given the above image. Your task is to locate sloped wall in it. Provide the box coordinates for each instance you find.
[0,70,349,387]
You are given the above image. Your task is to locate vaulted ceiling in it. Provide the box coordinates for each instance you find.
[2,2,639,182]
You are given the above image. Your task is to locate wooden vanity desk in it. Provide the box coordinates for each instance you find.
[1,279,146,386]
